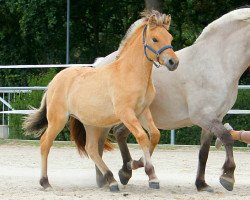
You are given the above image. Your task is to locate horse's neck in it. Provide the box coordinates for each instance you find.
[220,29,250,82]
[116,33,153,84]
[192,29,249,84]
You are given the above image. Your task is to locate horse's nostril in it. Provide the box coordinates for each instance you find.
[169,59,174,66]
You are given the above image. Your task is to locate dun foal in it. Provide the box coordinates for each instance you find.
[23,10,178,192]
[94,7,250,192]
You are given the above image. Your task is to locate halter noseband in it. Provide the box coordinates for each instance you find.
[143,25,173,68]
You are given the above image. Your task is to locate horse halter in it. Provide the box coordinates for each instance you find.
[143,25,173,68]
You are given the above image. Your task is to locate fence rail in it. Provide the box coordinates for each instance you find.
[0,64,249,144]
[0,64,91,69]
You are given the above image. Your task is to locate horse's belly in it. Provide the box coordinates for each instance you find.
[78,112,120,127]
[69,91,120,127]
[150,88,191,130]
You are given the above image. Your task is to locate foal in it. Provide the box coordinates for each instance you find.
[23,10,178,192]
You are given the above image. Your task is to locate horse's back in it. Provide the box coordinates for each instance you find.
[47,66,95,99]
[53,66,119,126]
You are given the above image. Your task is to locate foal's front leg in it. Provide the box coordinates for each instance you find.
[119,108,160,189]
[115,108,160,186]
[127,108,160,170]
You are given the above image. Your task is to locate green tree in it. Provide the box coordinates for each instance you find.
[1,0,249,144]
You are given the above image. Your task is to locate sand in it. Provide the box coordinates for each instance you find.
[0,142,250,200]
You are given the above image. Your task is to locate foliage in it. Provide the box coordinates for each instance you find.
[8,69,71,140]
[0,0,249,145]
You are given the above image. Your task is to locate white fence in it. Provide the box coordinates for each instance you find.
[0,64,249,144]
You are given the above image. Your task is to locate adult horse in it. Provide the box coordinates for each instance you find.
[94,8,250,192]
[23,10,179,192]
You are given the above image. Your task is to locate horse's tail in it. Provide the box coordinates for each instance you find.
[23,93,48,137]
[69,117,114,157]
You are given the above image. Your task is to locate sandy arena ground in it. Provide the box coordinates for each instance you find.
[0,140,250,200]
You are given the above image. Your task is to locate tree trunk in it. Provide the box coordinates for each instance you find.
[145,0,163,12]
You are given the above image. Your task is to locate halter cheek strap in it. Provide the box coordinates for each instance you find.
[142,25,173,68]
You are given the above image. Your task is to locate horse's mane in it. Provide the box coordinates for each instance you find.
[195,7,250,43]
[117,10,167,56]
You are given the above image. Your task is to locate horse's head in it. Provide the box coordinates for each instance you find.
[143,11,179,70]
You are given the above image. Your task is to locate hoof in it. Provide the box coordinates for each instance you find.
[109,184,120,192]
[196,180,214,193]
[96,176,108,188]
[118,169,132,185]
[40,177,52,190]
[149,181,160,189]
[220,176,234,191]
[198,185,214,193]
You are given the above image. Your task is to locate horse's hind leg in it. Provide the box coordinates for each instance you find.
[85,126,119,192]
[195,129,214,192]
[194,118,235,191]
[40,113,68,189]
[95,128,110,188]
[114,124,133,185]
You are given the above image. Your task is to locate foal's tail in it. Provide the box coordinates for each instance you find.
[23,93,48,137]
[69,117,114,156]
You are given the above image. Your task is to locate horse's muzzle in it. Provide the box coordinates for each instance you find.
[162,57,179,71]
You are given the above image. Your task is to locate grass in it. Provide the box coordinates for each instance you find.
[0,139,75,148]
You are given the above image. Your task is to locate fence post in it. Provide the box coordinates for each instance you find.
[0,125,9,139]
[170,129,175,145]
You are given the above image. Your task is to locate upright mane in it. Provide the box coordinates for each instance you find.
[195,8,250,43]
[117,10,168,56]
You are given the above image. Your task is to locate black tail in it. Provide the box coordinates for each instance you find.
[23,93,48,137]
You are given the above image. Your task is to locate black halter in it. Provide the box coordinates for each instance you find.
[142,25,173,68]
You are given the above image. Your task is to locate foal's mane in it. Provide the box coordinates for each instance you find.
[117,10,167,56]
[195,7,250,43]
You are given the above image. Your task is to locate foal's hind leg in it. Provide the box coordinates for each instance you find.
[85,126,119,192]
[40,114,67,189]
[195,129,214,192]
[95,128,110,188]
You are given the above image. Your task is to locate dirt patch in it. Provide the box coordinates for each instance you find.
[0,142,250,200]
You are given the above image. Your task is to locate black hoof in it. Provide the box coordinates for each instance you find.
[109,184,120,192]
[196,180,214,193]
[149,181,160,189]
[96,176,108,188]
[198,185,214,193]
[118,169,132,185]
[40,177,52,189]
[220,176,234,191]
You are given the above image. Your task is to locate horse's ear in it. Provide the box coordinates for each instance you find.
[148,14,157,29]
[164,14,171,30]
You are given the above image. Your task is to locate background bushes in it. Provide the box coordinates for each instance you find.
[0,0,249,145]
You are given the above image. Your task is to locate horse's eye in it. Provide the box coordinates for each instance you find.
[152,38,158,43]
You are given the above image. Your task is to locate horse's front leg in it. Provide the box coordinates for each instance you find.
[127,108,161,170]
[119,108,160,189]
[194,118,236,191]
[195,129,214,192]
